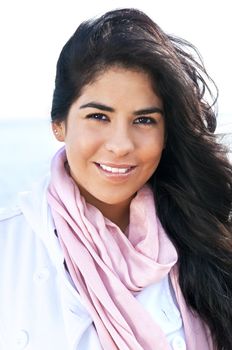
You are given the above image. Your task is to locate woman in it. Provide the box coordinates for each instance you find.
[0,8,231,350]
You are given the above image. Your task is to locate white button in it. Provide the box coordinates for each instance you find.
[33,267,50,284]
[172,335,186,350]
[15,330,29,349]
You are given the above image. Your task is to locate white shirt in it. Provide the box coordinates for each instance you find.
[0,177,186,350]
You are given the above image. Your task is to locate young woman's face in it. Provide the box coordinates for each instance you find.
[53,67,165,208]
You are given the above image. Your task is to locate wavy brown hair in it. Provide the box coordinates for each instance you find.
[51,8,232,349]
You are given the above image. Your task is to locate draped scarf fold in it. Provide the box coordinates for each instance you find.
[47,147,213,350]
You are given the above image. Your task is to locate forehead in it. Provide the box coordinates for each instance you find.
[75,66,163,109]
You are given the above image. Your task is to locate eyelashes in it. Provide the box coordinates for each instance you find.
[133,117,157,125]
[86,113,108,121]
[86,113,157,125]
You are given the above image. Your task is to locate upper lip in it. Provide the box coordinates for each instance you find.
[95,162,136,168]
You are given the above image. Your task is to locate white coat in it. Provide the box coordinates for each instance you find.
[0,176,186,350]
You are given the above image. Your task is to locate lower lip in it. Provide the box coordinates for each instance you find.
[95,163,136,181]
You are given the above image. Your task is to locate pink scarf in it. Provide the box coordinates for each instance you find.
[47,147,213,350]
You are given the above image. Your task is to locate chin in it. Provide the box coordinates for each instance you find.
[96,192,136,206]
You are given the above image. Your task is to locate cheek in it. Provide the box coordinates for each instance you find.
[139,136,164,164]
[66,129,104,164]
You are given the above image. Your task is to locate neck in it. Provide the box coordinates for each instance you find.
[96,201,130,233]
[79,188,132,234]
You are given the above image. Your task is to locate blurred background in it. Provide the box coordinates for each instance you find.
[0,0,231,208]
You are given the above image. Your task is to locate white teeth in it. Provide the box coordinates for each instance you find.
[99,164,130,174]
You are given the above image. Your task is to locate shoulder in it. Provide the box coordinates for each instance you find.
[0,203,33,237]
[0,205,22,222]
[0,206,27,244]
[0,204,41,265]
[0,173,50,223]
[0,180,53,268]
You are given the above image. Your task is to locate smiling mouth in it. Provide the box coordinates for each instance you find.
[95,163,136,174]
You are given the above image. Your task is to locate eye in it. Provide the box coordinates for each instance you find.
[134,116,157,125]
[86,113,109,121]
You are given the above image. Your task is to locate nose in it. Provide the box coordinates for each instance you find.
[105,124,135,157]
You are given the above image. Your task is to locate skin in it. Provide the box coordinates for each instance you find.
[53,67,165,232]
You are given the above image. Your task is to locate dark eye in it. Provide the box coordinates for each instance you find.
[134,116,157,125]
[86,113,108,121]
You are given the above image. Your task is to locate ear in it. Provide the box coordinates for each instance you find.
[52,121,66,142]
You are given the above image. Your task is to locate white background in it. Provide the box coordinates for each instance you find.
[0,0,231,126]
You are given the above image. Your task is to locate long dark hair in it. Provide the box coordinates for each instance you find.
[51,8,232,349]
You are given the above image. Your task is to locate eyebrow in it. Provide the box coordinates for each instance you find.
[79,102,164,116]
